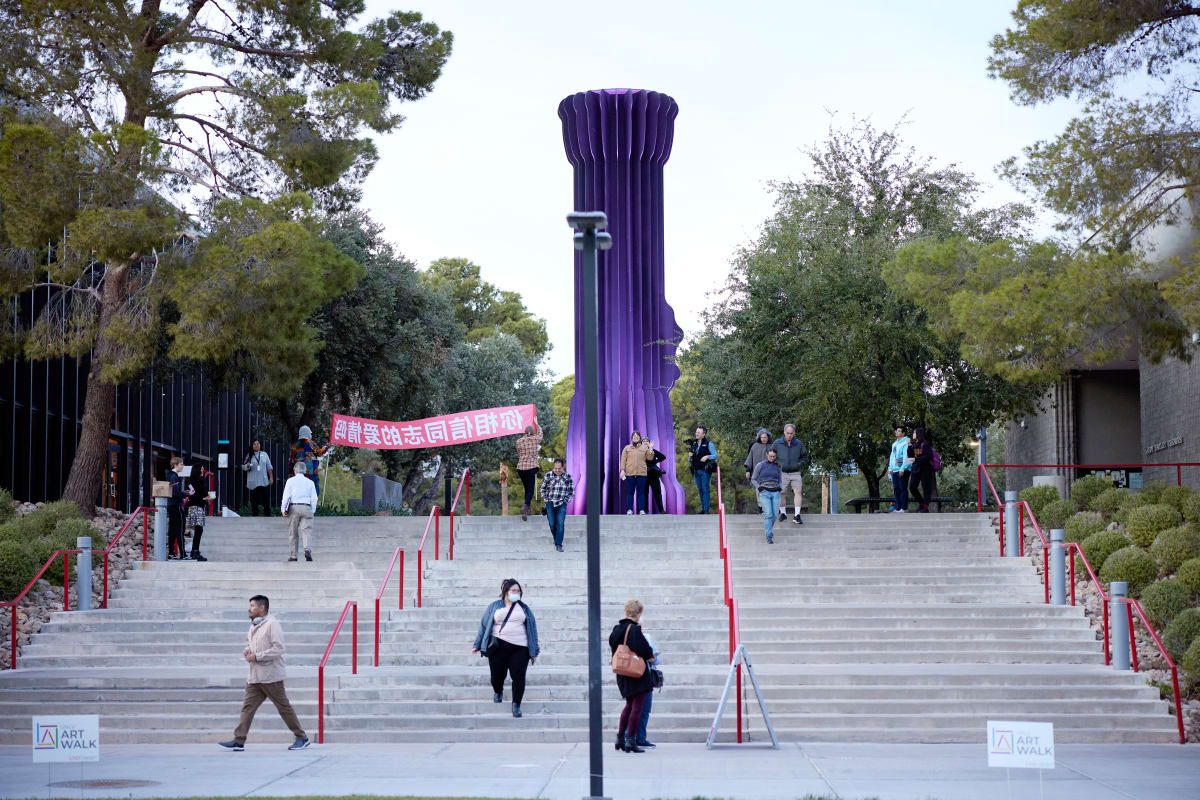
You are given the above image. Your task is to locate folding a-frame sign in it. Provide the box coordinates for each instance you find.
[705,644,780,749]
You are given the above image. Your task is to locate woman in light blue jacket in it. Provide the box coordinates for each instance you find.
[472,579,540,718]
[888,426,911,512]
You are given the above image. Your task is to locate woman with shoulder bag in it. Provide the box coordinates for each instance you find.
[472,579,539,718]
[609,599,656,753]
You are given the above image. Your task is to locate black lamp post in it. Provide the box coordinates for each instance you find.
[568,210,611,800]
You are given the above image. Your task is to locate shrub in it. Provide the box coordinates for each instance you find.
[1183,492,1200,525]
[1113,491,1148,525]
[1141,480,1170,505]
[1019,485,1059,520]
[1163,608,1200,661]
[1149,524,1200,576]
[1178,558,1200,594]
[1124,504,1183,548]
[1183,636,1200,684]
[1038,498,1075,530]
[1070,473,1111,511]
[1077,530,1132,577]
[1064,511,1106,543]
[0,487,14,524]
[1140,579,1191,628]
[1158,485,1197,514]
[0,539,42,601]
[1090,487,1130,518]
[20,500,82,538]
[1099,546,1158,598]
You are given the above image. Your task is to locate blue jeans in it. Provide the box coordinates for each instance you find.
[624,475,647,513]
[546,502,567,546]
[761,490,781,540]
[307,472,320,498]
[693,469,711,512]
[891,471,909,511]
[636,686,653,742]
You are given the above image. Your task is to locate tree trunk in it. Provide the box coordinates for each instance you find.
[61,266,128,516]
[411,461,447,515]
[865,469,882,513]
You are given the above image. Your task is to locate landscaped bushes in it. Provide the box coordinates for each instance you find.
[1183,493,1200,525]
[1149,525,1200,576]
[1124,504,1183,548]
[1141,481,1170,505]
[1099,546,1158,598]
[1019,485,1059,521]
[1158,486,1195,515]
[1090,487,1130,518]
[1065,511,1106,543]
[1163,608,1200,661]
[1077,530,1131,576]
[1141,579,1191,628]
[1039,499,1076,531]
[1178,558,1200,594]
[0,488,14,525]
[0,504,96,595]
[0,539,42,601]
[1183,637,1200,684]
[1069,473,1110,512]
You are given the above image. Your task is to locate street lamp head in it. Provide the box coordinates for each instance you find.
[567,211,608,231]
[572,230,614,251]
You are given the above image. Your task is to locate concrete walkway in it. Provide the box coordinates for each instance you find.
[1,743,1196,800]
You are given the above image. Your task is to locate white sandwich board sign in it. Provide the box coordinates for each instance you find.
[987,720,1054,769]
[32,715,99,762]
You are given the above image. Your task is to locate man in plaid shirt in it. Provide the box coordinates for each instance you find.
[514,419,542,520]
[539,458,574,552]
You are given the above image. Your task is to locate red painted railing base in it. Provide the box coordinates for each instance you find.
[317,601,358,744]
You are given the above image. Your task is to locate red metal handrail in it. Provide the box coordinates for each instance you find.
[978,462,1200,512]
[2,549,81,669]
[1015,501,1051,603]
[714,466,743,743]
[1065,542,1111,665]
[979,464,1005,555]
[447,468,469,561]
[317,600,358,744]
[1115,598,1185,744]
[373,548,404,667]
[102,507,153,609]
[415,506,439,609]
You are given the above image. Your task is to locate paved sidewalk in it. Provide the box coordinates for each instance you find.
[1,743,1196,800]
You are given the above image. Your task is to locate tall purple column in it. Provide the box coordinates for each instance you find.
[559,89,685,514]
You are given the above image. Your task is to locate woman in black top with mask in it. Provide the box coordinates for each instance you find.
[908,426,935,513]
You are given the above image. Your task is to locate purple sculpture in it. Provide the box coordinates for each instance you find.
[559,89,685,514]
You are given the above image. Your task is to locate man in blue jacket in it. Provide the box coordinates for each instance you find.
[774,424,808,524]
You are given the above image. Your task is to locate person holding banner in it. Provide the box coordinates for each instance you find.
[514,419,543,521]
[540,458,574,551]
[290,425,329,496]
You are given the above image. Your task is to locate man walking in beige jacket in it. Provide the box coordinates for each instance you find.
[219,595,309,751]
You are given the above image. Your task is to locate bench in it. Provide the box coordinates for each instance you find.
[845,496,952,513]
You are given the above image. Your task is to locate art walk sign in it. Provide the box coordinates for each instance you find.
[330,404,535,450]
[987,720,1054,769]
[32,715,99,762]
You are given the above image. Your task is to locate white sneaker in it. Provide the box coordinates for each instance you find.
[625,510,633,515]
[638,511,646,515]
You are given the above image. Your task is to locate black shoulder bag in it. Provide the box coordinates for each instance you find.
[482,602,518,659]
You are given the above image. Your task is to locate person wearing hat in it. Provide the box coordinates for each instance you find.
[290,425,330,497]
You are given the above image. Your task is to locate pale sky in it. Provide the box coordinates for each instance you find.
[359,1,1081,379]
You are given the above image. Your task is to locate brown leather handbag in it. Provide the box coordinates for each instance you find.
[611,623,646,678]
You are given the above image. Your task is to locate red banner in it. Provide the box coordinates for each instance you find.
[330,404,535,449]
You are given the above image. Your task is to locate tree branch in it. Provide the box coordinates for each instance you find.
[160,84,252,106]
[30,282,102,301]
[153,0,210,49]
[175,35,311,60]
[170,113,269,157]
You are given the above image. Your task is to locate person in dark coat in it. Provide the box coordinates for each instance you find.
[908,426,936,513]
[644,440,668,514]
[608,599,656,753]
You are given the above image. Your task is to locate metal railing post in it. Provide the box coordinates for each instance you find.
[1049,529,1066,605]
[1110,582,1130,670]
[75,536,92,612]
[154,497,167,561]
[142,507,149,560]
[1003,491,1019,557]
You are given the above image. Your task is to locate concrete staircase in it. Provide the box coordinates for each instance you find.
[725,512,1180,743]
[0,511,1180,744]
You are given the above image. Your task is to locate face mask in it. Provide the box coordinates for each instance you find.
[508,591,521,603]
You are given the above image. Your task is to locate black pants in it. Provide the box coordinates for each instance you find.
[909,469,935,510]
[249,485,271,517]
[517,468,538,508]
[167,505,185,557]
[647,473,665,513]
[488,638,530,704]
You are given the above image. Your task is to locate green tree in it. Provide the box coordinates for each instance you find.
[941,0,1200,378]
[685,121,1041,502]
[544,374,574,461]
[0,2,453,513]
[421,257,551,360]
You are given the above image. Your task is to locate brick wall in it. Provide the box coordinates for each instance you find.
[1004,380,1075,492]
